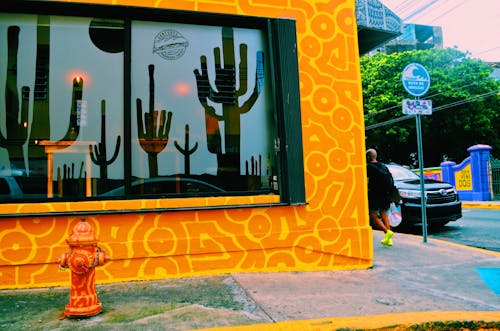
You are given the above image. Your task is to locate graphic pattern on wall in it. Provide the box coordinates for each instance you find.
[0,0,371,289]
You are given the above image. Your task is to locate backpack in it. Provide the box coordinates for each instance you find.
[376,163,394,193]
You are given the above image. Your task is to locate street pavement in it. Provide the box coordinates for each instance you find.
[0,201,499,330]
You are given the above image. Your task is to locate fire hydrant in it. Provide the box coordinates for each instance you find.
[59,219,110,317]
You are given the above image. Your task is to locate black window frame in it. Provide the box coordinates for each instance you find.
[0,0,305,205]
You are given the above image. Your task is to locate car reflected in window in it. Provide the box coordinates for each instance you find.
[100,177,225,197]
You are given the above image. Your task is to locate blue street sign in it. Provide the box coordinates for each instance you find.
[402,63,430,97]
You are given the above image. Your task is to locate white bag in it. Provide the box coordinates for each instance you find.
[388,202,402,227]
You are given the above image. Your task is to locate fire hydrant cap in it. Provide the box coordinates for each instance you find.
[67,220,98,245]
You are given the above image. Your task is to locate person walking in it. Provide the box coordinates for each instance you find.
[366,148,394,246]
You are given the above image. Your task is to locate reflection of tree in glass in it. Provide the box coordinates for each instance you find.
[194,27,264,176]
[136,64,173,178]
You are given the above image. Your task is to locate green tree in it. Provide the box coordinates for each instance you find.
[361,48,500,166]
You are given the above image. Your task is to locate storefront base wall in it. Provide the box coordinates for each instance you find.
[0,0,373,289]
[0,207,372,289]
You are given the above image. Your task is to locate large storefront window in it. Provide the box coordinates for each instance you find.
[0,13,124,200]
[129,21,274,197]
[0,2,304,204]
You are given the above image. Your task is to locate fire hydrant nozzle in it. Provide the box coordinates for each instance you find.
[59,219,110,318]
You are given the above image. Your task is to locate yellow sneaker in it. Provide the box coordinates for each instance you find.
[381,230,394,246]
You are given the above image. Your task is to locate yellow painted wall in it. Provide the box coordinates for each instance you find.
[0,0,371,289]
[455,164,472,191]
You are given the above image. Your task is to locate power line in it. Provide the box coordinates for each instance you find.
[365,88,500,130]
[403,0,439,21]
[428,1,467,23]
[364,81,481,119]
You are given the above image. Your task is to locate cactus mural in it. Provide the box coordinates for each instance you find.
[194,26,264,176]
[0,26,30,173]
[174,124,198,176]
[89,100,121,189]
[136,64,173,178]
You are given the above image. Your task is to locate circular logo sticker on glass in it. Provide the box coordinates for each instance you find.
[153,29,189,60]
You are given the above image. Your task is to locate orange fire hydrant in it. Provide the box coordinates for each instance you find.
[59,219,110,317]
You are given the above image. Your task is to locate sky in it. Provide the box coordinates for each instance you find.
[381,0,500,62]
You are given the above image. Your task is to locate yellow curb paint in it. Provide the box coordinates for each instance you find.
[376,229,500,258]
[428,236,500,257]
[191,311,500,331]
[462,202,500,210]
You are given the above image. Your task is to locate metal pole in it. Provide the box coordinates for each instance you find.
[415,113,428,243]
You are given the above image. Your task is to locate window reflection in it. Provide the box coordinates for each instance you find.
[0,14,124,200]
[0,12,279,202]
[131,21,277,196]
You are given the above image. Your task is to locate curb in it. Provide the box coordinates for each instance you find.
[462,201,500,210]
[191,311,500,331]
[427,236,500,257]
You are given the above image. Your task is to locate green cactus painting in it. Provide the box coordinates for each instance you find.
[89,100,121,189]
[194,27,264,176]
[174,124,198,176]
[136,64,173,178]
[0,26,30,173]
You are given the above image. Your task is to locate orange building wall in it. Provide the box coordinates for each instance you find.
[0,0,371,289]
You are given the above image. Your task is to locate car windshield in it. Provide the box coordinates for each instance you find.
[387,164,420,181]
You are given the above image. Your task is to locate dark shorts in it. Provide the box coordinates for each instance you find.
[368,193,390,212]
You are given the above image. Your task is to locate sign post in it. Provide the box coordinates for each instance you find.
[402,63,431,243]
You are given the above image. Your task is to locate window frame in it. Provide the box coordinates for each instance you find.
[0,0,305,205]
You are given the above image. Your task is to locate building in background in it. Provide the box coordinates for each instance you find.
[356,0,403,54]
[385,23,443,53]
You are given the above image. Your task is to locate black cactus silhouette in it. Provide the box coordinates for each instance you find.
[58,77,83,142]
[245,155,262,176]
[194,26,264,176]
[0,26,30,173]
[89,100,121,188]
[1,20,83,185]
[245,155,262,190]
[28,15,51,172]
[57,162,85,197]
[174,124,198,176]
[137,64,173,177]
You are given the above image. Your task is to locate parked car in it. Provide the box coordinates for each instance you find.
[386,163,462,229]
[100,177,225,197]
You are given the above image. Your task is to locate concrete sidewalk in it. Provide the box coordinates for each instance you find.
[1,230,499,330]
[212,231,500,330]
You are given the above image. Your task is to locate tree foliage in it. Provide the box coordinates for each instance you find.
[361,48,500,167]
